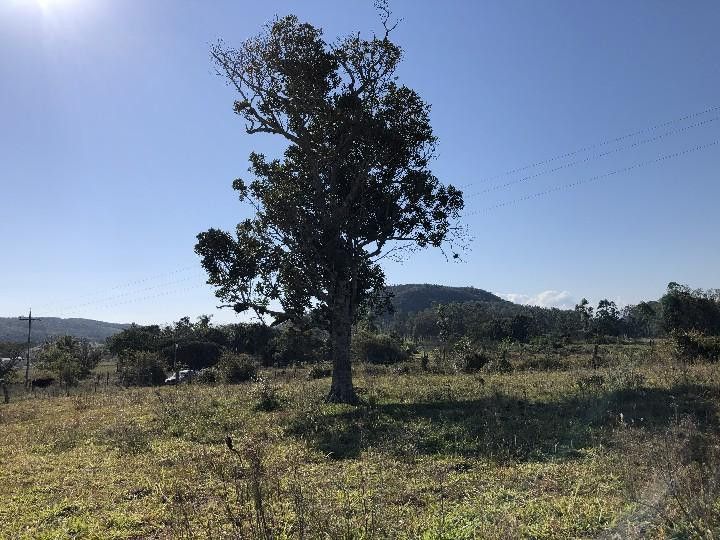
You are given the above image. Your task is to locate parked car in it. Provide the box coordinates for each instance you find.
[164,369,196,385]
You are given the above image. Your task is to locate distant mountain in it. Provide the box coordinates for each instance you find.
[0,317,130,344]
[387,284,510,316]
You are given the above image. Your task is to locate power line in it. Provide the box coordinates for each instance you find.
[56,284,209,318]
[34,264,201,311]
[464,116,719,198]
[49,273,207,316]
[460,104,720,189]
[464,139,719,217]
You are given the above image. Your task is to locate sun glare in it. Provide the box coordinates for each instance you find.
[37,0,74,10]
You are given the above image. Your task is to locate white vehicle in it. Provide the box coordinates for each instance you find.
[164,369,196,385]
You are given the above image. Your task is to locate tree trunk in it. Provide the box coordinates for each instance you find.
[326,288,358,404]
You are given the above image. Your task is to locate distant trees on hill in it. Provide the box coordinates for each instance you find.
[381,291,673,342]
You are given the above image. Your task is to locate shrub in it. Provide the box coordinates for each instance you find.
[450,337,489,373]
[161,340,223,371]
[455,350,490,373]
[352,330,408,365]
[269,328,328,366]
[196,368,219,384]
[483,350,512,373]
[217,353,258,383]
[307,362,333,380]
[671,330,720,362]
[250,376,283,411]
[119,351,166,386]
[37,336,101,387]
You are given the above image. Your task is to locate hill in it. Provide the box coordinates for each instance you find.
[387,283,510,315]
[0,317,129,344]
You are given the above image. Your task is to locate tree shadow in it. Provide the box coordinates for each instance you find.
[286,383,720,461]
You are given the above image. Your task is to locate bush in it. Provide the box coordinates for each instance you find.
[307,362,332,380]
[196,368,219,384]
[269,328,328,366]
[161,340,222,371]
[37,336,101,387]
[672,330,720,362]
[484,351,512,374]
[455,350,490,373]
[119,351,166,386]
[250,376,283,411]
[450,337,489,373]
[217,353,258,383]
[352,330,408,365]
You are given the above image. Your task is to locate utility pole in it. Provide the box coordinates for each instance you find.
[174,343,180,385]
[19,309,40,388]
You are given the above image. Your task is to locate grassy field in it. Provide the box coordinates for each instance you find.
[1,344,719,539]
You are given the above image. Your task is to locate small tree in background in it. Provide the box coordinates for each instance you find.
[594,299,622,337]
[574,298,594,337]
[0,342,23,383]
[119,351,166,387]
[37,336,100,388]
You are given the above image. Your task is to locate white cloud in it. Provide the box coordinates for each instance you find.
[499,290,576,310]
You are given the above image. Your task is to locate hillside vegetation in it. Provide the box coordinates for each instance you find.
[0,317,129,344]
[387,284,509,315]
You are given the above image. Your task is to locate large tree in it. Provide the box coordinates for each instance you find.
[195,6,463,403]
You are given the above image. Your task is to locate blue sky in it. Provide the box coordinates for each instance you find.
[1,0,718,325]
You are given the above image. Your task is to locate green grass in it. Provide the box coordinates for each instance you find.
[1,349,719,538]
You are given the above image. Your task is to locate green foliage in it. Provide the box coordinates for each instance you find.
[352,329,408,365]
[216,353,258,383]
[387,284,506,315]
[671,329,720,362]
[307,362,333,379]
[0,341,22,382]
[160,340,222,371]
[661,282,720,334]
[622,301,663,338]
[250,376,283,411]
[593,299,622,337]
[483,352,513,374]
[106,323,162,356]
[195,368,219,384]
[225,322,274,359]
[37,336,101,387]
[450,337,489,373]
[398,300,584,343]
[269,327,328,366]
[119,351,166,387]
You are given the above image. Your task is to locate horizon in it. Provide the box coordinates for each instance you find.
[2,0,719,325]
